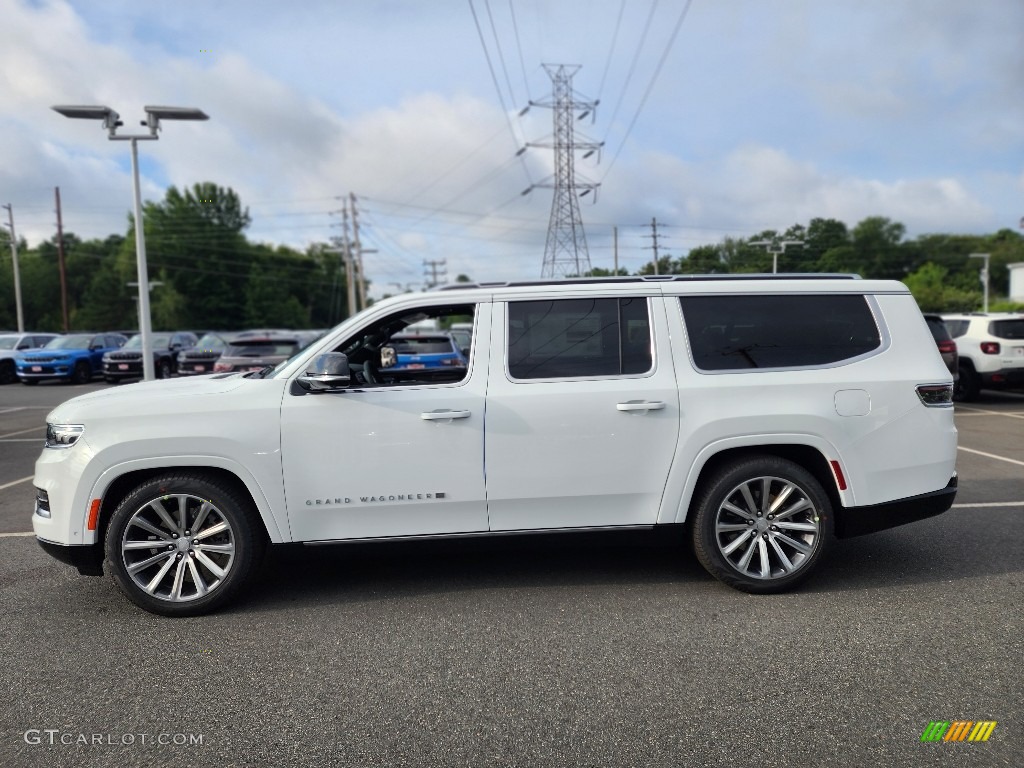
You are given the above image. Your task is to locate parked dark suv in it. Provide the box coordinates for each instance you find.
[213,333,311,374]
[102,331,198,382]
[923,314,958,383]
[176,332,230,376]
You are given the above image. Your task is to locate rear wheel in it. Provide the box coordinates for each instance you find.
[692,455,832,593]
[71,360,91,385]
[104,472,265,616]
[953,365,980,402]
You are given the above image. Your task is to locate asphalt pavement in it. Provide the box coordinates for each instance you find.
[1,381,1021,767]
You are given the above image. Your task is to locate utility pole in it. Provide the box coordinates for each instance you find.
[647,218,663,275]
[613,226,618,276]
[341,204,356,316]
[525,64,602,278]
[423,259,447,288]
[2,204,25,332]
[970,253,990,312]
[349,193,377,311]
[749,237,804,274]
[54,187,70,331]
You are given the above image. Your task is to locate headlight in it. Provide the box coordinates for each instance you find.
[45,423,85,449]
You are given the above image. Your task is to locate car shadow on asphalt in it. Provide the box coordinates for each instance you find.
[236,508,1022,614]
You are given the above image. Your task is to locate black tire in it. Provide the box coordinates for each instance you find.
[157,358,173,379]
[953,364,980,402]
[71,360,91,385]
[104,472,266,616]
[0,360,15,385]
[692,455,833,593]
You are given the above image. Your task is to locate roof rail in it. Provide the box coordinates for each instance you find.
[434,274,862,291]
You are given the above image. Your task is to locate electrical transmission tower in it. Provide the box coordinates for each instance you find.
[526,64,602,278]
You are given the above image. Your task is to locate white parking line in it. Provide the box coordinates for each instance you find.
[952,501,1024,508]
[0,532,34,538]
[0,407,27,414]
[957,446,1024,467]
[0,475,34,491]
[0,439,44,443]
[955,406,1024,419]
[0,426,45,439]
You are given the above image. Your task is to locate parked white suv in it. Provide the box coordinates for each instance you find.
[33,276,958,615]
[941,313,1024,400]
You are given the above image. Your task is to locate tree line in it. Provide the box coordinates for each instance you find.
[2,184,1022,333]
[0,183,350,333]
[612,216,1024,312]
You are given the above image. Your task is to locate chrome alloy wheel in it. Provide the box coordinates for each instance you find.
[120,493,236,602]
[714,475,822,580]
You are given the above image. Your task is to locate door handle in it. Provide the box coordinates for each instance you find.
[616,400,666,412]
[421,409,472,420]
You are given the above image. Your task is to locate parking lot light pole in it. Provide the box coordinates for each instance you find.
[52,105,208,380]
[969,253,990,313]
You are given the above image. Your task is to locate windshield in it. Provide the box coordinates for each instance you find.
[123,333,172,349]
[393,337,456,354]
[194,333,226,349]
[46,334,95,350]
[224,341,299,357]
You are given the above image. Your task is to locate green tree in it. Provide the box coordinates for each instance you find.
[903,262,981,312]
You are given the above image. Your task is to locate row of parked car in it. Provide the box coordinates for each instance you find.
[3,314,1020,398]
[923,312,1024,401]
[0,329,327,386]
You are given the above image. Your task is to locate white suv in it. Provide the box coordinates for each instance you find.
[941,313,1024,400]
[33,276,958,615]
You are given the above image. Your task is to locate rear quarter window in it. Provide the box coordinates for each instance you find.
[989,319,1024,339]
[680,294,882,371]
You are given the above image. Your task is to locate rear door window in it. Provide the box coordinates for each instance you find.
[679,294,881,370]
[507,297,652,379]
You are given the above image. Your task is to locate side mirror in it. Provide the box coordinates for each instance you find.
[380,345,396,369]
[297,352,351,392]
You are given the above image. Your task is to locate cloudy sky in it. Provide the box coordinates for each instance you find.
[2,0,1022,294]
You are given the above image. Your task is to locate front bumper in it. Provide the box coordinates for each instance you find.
[36,538,104,576]
[834,475,957,538]
[17,366,72,380]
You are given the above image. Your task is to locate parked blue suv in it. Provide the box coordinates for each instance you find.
[16,333,127,385]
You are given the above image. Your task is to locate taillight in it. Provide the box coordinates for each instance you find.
[916,383,953,407]
[937,339,956,354]
[980,341,1000,355]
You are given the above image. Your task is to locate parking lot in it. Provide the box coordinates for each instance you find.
[1,381,1021,767]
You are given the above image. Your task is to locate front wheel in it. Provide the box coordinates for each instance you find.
[71,360,91,385]
[104,473,266,616]
[692,456,833,593]
[157,358,173,379]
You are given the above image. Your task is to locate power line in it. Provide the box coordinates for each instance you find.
[603,0,660,140]
[484,0,519,109]
[601,0,694,181]
[467,0,533,186]
[507,0,532,103]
